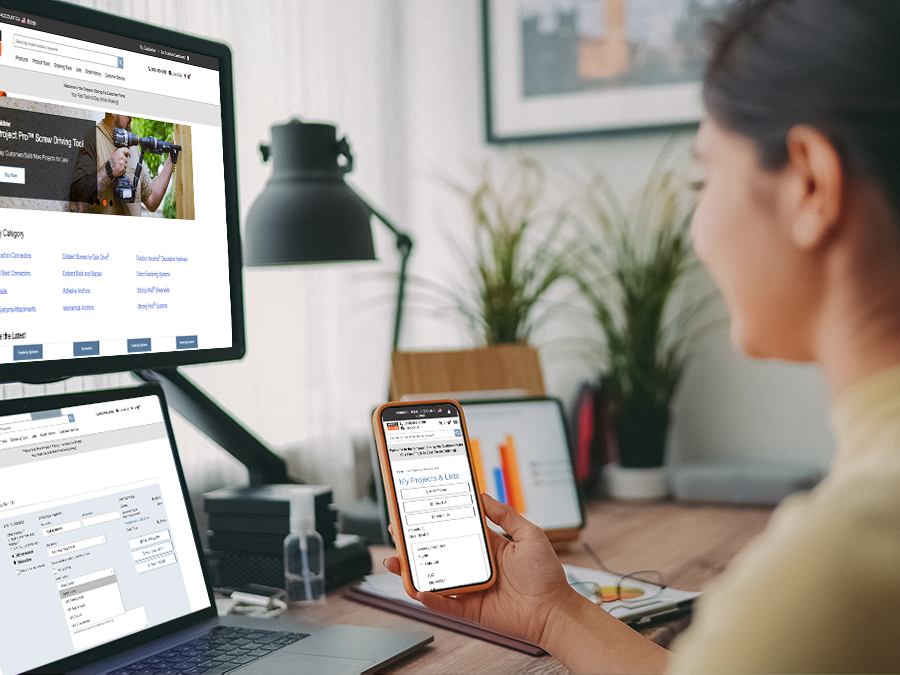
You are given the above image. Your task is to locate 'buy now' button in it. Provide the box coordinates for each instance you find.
[0,166,25,184]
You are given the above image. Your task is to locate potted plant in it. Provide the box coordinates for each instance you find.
[574,156,715,499]
[393,157,571,399]
[450,156,571,346]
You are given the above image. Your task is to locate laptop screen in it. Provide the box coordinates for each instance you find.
[0,386,211,675]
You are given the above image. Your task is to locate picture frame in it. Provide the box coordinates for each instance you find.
[482,0,734,143]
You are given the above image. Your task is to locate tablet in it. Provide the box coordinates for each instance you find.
[461,398,584,542]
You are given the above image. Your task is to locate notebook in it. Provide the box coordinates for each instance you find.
[0,384,431,675]
[347,566,698,651]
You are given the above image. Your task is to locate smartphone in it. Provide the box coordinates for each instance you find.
[372,400,496,599]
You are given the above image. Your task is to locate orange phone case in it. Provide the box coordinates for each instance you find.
[372,399,497,599]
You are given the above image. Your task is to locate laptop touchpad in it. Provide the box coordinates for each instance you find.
[235,650,375,675]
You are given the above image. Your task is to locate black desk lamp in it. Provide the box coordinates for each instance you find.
[136,119,412,488]
[244,119,412,543]
[244,119,413,352]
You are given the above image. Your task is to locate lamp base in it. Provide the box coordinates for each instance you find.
[603,464,668,502]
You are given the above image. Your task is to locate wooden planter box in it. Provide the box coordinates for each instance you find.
[389,344,546,401]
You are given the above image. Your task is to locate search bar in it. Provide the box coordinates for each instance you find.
[14,35,123,69]
[387,429,462,442]
[0,415,69,436]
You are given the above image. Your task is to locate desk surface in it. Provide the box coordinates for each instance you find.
[286,501,772,674]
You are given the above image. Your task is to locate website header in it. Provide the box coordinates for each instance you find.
[0,20,222,119]
[382,405,461,422]
[0,7,218,70]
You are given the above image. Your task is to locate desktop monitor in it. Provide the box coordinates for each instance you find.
[0,0,244,385]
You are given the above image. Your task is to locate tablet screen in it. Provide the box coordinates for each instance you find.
[461,398,582,533]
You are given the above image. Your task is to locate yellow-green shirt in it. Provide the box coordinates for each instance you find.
[670,365,900,673]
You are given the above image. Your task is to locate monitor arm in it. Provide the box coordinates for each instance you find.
[133,367,290,486]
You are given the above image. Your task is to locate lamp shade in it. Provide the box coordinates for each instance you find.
[244,120,376,265]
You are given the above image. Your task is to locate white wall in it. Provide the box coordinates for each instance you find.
[394,0,835,472]
[5,0,835,503]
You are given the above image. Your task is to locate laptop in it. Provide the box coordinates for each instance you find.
[0,384,431,675]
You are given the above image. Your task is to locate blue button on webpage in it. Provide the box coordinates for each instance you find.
[73,341,100,357]
[176,335,198,350]
[127,338,152,353]
[13,344,42,361]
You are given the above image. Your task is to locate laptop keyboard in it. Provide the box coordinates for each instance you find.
[105,625,310,675]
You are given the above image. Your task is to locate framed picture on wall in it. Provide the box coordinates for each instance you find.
[482,0,736,143]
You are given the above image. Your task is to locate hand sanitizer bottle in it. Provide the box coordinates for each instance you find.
[283,493,325,603]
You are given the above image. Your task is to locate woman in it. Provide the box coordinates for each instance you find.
[387,1,900,671]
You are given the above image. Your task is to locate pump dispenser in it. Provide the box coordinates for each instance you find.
[283,493,325,603]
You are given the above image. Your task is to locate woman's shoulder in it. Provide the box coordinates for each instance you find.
[670,466,900,673]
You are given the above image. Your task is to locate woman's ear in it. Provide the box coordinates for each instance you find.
[784,125,844,250]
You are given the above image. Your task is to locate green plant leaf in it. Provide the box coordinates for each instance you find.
[438,156,572,346]
[573,147,722,410]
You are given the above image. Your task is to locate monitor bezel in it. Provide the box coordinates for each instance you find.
[0,0,246,384]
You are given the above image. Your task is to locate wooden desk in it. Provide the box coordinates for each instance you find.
[283,501,772,674]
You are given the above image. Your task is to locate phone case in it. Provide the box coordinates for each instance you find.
[372,399,497,599]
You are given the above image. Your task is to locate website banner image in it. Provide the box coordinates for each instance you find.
[0,97,193,219]
[0,101,94,201]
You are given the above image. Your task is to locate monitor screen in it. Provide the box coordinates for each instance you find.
[0,0,244,383]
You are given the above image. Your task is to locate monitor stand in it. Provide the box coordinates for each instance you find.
[133,367,289,486]
[133,369,375,586]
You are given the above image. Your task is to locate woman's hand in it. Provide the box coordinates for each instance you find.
[384,494,670,673]
[383,493,577,647]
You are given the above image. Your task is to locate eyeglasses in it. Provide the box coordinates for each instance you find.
[570,570,666,606]
[572,542,668,607]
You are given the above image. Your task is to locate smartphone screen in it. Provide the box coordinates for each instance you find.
[380,403,493,593]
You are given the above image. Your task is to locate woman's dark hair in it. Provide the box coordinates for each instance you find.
[705,0,900,219]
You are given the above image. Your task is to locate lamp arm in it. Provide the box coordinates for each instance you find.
[352,193,413,352]
[391,235,412,352]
